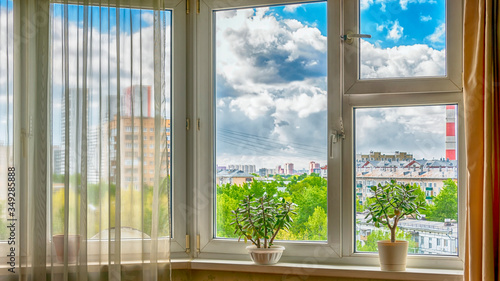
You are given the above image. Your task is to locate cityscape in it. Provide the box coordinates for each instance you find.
[215,106,458,255]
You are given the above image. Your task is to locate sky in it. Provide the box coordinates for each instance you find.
[215,0,449,170]
[0,1,452,170]
[0,3,172,147]
[49,5,171,145]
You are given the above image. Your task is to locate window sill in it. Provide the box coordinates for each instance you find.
[172,259,463,281]
[0,259,464,280]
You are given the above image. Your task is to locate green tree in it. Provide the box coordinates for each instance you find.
[426,179,458,221]
[356,198,365,213]
[303,206,327,240]
[357,230,418,253]
[0,201,8,240]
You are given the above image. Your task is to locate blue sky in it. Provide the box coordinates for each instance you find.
[51,4,170,34]
[360,0,446,49]
[269,2,327,36]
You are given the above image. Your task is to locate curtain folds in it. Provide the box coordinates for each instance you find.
[463,0,500,280]
[4,0,172,280]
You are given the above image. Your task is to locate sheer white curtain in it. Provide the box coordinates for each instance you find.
[2,0,171,280]
[47,0,171,280]
[0,0,14,260]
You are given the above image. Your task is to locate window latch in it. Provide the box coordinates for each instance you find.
[330,119,346,158]
[340,31,371,44]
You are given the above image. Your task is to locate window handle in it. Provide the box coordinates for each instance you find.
[330,130,345,158]
[341,31,371,44]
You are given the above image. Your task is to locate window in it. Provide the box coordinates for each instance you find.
[44,0,188,259]
[214,2,328,242]
[195,0,463,270]
[355,105,459,255]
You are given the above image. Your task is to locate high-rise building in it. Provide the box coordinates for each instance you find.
[285,163,294,175]
[122,85,153,118]
[60,88,87,175]
[53,145,65,176]
[309,161,320,174]
[104,115,171,189]
[86,126,100,184]
[446,105,457,160]
[227,164,256,174]
[276,165,284,174]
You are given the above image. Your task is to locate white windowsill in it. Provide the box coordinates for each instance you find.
[172,259,464,281]
[0,258,464,280]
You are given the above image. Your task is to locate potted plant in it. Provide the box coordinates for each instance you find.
[53,234,81,263]
[232,194,296,265]
[365,180,426,271]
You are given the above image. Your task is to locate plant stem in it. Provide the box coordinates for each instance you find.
[262,198,268,248]
[390,226,396,243]
[374,188,392,230]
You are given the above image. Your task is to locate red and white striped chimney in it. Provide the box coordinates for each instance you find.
[446,105,456,160]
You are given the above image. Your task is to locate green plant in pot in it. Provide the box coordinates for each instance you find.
[232,194,296,265]
[365,180,426,271]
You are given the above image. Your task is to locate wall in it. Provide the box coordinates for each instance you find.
[172,269,407,281]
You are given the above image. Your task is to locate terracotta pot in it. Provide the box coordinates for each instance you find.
[246,245,285,265]
[377,240,408,271]
[53,234,81,264]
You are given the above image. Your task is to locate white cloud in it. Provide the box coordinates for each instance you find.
[49,12,172,111]
[426,23,446,43]
[360,0,375,10]
[387,20,403,41]
[141,13,154,25]
[360,0,390,11]
[420,15,432,22]
[229,91,274,120]
[360,40,445,78]
[400,0,437,10]
[274,90,327,119]
[380,2,387,12]
[215,8,326,93]
[355,105,447,159]
[283,4,302,13]
[214,6,449,167]
[376,24,386,32]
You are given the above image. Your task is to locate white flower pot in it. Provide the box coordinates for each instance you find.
[246,245,285,265]
[377,240,408,271]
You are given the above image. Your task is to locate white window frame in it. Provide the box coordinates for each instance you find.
[343,0,462,95]
[192,0,465,270]
[192,0,340,263]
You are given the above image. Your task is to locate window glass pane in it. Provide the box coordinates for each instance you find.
[49,5,172,240]
[214,2,328,241]
[355,105,458,256]
[359,0,446,79]
[0,0,13,242]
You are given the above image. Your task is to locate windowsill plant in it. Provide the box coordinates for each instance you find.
[232,194,296,265]
[365,180,426,271]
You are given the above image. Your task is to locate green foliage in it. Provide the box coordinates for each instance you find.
[357,230,418,253]
[356,198,365,213]
[217,174,327,241]
[231,194,296,248]
[0,201,8,240]
[51,176,170,238]
[303,206,327,240]
[53,174,65,183]
[425,179,458,222]
[365,180,426,242]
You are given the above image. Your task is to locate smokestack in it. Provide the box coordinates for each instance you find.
[446,105,456,160]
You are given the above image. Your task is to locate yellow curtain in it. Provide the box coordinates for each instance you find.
[463,0,500,280]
